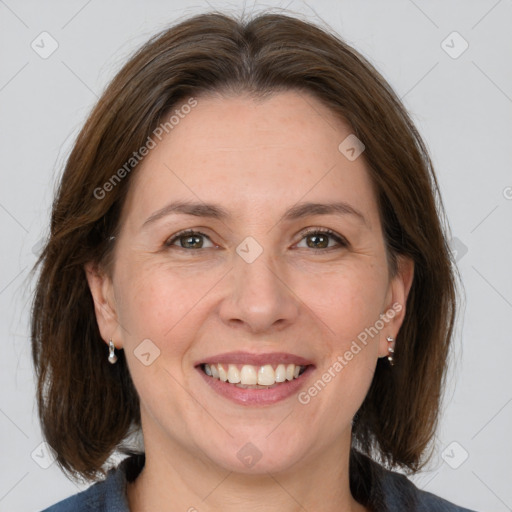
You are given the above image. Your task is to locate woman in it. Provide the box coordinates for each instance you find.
[32,10,476,512]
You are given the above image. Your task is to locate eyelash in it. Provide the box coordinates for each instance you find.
[164,228,348,251]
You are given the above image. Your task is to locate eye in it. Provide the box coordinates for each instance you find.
[296,228,348,250]
[164,228,348,251]
[164,230,215,250]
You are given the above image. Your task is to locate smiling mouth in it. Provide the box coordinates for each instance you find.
[201,363,309,389]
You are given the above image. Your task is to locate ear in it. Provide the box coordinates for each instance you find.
[378,255,414,358]
[84,262,124,349]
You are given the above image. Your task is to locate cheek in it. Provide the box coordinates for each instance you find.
[311,264,386,414]
[303,262,388,344]
[113,262,212,415]
[115,258,220,340]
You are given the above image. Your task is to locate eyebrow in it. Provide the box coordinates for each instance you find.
[142,200,370,229]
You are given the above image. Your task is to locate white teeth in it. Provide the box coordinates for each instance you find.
[275,364,286,382]
[257,364,275,386]
[227,364,241,384]
[218,364,228,382]
[240,365,258,385]
[203,362,307,386]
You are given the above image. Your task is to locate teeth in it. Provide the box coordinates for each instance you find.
[275,364,286,383]
[218,364,228,382]
[257,364,275,386]
[240,364,257,385]
[227,364,241,384]
[203,363,307,386]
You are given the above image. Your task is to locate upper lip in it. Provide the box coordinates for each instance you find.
[195,351,314,367]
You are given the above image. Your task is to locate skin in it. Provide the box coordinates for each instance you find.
[86,90,414,512]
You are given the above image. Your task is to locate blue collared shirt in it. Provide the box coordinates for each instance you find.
[41,453,477,511]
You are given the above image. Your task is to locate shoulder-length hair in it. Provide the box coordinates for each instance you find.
[31,9,459,493]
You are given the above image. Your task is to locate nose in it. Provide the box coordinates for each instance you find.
[218,248,300,334]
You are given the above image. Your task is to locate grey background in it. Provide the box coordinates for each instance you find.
[1,0,511,510]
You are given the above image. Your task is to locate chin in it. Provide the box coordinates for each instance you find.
[200,435,311,475]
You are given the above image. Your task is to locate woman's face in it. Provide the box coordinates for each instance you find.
[87,90,413,474]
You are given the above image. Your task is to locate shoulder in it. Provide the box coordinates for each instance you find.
[352,450,478,511]
[380,466,478,512]
[40,470,126,512]
[40,453,145,512]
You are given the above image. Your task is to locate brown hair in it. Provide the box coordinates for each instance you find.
[31,8,459,497]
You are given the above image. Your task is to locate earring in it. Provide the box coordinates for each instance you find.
[386,336,395,366]
[108,338,118,364]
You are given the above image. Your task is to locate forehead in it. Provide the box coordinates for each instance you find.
[121,90,379,229]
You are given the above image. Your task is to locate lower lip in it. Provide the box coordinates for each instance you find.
[197,365,315,406]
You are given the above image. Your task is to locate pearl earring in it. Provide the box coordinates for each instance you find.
[386,336,395,366]
[108,338,118,364]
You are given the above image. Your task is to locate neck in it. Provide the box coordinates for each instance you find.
[126,429,368,512]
